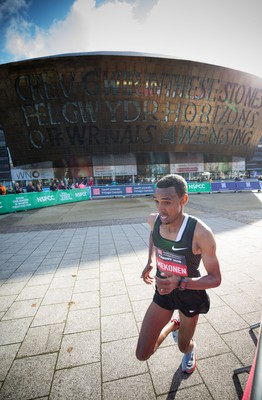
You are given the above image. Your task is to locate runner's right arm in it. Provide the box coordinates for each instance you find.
[141,214,157,285]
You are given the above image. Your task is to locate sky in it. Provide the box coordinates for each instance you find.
[0,0,262,78]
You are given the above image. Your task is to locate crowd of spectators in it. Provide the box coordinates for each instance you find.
[0,177,94,195]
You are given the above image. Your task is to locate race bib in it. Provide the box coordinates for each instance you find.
[155,247,188,276]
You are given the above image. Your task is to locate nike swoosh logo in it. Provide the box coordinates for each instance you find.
[171,246,188,251]
[188,310,195,313]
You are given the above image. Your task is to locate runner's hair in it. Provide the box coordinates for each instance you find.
[156,174,187,198]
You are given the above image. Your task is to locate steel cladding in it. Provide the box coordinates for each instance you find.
[0,53,262,166]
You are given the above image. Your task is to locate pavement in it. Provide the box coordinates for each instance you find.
[0,191,262,399]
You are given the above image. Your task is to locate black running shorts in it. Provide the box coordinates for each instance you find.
[153,287,210,317]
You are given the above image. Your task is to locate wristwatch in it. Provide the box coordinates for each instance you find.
[178,277,188,291]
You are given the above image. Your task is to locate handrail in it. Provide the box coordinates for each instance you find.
[250,320,262,400]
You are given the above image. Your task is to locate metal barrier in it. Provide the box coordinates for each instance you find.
[233,321,262,400]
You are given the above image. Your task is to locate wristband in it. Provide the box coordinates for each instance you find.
[177,277,188,291]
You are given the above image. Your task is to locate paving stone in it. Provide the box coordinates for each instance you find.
[205,306,248,334]
[0,271,13,283]
[132,299,152,323]
[64,308,100,334]
[103,373,156,400]
[208,290,227,308]
[16,284,48,301]
[0,295,17,312]
[50,363,101,400]
[6,271,32,283]
[197,353,247,400]
[100,281,127,297]
[42,287,73,305]
[195,322,231,359]
[49,276,76,289]
[241,311,262,326]
[148,345,203,396]
[79,259,99,269]
[55,266,79,278]
[221,291,262,315]
[27,273,54,286]
[32,303,68,327]
[57,330,100,368]
[2,298,40,320]
[74,278,99,293]
[102,337,147,382]
[0,353,57,400]
[70,291,99,310]
[212,279,242,296]
[0,282,27,296]
[18,323,64,357]
[127,284,154,302]
[238,279,262,301]
[99,261,120,273]
[101,313,138,342]
[222,328,257,366]
[76,269,99,279]
[101,294,132,316]
[0,344,20,381]
[157,383,212,399]
[0,318,32,345]
[100,270,124,283]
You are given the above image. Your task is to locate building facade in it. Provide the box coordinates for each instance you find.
[0,53,262,184]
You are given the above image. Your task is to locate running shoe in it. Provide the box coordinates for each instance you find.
[181,341,196,374]
[171,315,180,344]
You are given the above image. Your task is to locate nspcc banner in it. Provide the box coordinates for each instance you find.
[187,182,211,193]
[0,189,90,214]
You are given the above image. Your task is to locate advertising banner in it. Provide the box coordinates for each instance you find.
[91,184,155,198]
[235,181,260,191]
[11,161,54,181]
[211,180,260,192]
[187,182,211,193]
[0,189,90,214]
[211,181,236,192]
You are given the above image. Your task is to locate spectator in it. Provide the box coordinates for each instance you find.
[88,177,94,186]
[26,181,36,192]
[14,182,24,194]
[50,180,58,191]
[36,183,42,192]
[6,185,15,194]
[78,181,86,188]
[0,182,6,195]
[58,180,66,190]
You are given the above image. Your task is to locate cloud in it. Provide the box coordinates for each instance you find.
[1,0,262,78]
[0,0,28,20]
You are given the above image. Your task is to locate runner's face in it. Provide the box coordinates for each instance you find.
[153,187,188,224]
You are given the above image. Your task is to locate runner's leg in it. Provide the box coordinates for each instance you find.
[136,302,173,361]
[177,311,199,354]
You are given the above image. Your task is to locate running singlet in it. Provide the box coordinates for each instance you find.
[152,214,201,279]
[152,214,210,316]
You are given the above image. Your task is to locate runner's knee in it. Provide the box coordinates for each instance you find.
[136,346,152,361]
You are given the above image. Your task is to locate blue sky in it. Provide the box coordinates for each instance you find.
[0,0,262,78]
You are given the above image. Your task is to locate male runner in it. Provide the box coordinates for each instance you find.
[136,174,221,373]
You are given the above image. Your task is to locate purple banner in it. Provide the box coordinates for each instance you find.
[211,181,260,192]
[211,181,236,192]
[235,181,260,191]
